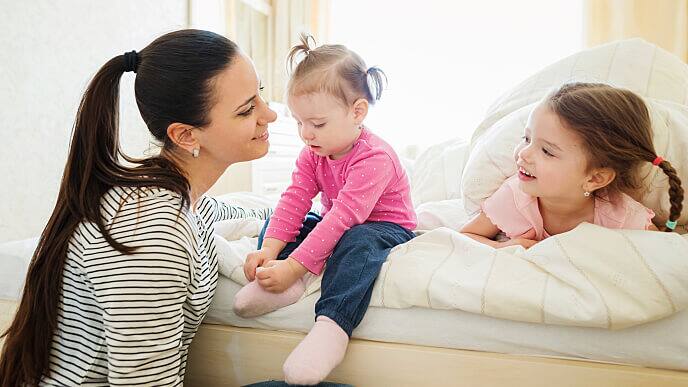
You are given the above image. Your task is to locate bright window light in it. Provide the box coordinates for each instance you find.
[328,0,584,152]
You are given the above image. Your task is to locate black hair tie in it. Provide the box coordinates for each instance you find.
[123,50,139,73]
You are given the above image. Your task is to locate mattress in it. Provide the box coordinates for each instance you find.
[3,236,687,372]
[207,275,688,371]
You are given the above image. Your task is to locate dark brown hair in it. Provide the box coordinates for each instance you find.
[546,82,683,231]
[0,29,238,385]
[286,32,386,106]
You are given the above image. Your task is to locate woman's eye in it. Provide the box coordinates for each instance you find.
[314,123,326,128]
[542,148,553,156]
[239,104,256,116]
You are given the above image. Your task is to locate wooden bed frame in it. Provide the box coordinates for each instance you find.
[185,323,688,387]
[2,300,687,386]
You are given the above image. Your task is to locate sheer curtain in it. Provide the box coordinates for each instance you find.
[585,0,688,62]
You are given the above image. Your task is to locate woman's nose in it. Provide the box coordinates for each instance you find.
[258,106,277,126]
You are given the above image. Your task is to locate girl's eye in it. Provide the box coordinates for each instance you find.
[522,135,530,143]
[239,104,256,116]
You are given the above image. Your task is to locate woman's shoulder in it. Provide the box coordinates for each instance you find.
[100,186,193,228]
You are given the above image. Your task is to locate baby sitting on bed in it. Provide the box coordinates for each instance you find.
[461,83,684,249]
[233,34,417,385]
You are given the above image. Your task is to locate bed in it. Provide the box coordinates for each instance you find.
[2,38,688,386]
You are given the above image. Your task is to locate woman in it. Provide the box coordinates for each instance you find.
[0,29,276,385]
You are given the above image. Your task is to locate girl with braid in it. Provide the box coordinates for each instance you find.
[461,83,684,249]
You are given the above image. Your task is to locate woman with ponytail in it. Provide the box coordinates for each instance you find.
[0,29,276,386]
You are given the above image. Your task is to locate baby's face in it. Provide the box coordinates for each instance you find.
[513,104,591,200]
[288,92,363,160]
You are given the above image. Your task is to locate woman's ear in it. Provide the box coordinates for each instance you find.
[584,167,616,192]
[351,98,369,125]
[166,123,198,155]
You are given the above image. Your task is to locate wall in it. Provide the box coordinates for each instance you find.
[0,0,188,242]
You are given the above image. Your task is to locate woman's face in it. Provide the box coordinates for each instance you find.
[195,54,277,165]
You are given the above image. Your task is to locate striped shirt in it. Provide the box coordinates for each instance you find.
[41,186,271,386]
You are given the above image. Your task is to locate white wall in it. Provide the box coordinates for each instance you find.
[0,0,188,242]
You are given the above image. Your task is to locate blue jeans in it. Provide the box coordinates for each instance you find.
[257,212,415,336]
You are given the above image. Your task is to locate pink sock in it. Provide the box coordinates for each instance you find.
[283,316,349,385]
[233,276,305,318]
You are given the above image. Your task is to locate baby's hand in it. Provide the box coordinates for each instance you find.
[244,247,279,281]
[255,257,308,293]
[502,229,538,249]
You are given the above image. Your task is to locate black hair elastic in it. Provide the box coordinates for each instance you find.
[123,50,139,73]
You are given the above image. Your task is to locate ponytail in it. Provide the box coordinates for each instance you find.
[365,66,386,102]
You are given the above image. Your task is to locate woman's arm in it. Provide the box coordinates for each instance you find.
[197,195,273,224]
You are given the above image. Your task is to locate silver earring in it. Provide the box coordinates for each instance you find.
[192,148,200,158]
[583,191,591,197]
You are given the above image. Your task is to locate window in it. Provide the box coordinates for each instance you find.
[328,0,583,152]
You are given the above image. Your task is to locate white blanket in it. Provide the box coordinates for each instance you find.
[214,209,688,330]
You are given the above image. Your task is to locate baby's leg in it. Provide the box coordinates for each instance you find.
[283,222,415,385]
[233,212,322,318]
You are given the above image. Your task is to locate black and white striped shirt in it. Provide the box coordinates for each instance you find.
[41,186,271,386]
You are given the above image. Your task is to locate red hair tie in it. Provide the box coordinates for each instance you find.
[652,156,664,166]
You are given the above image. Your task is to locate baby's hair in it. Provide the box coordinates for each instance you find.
[545,82,683,232]
[286,32,386,106]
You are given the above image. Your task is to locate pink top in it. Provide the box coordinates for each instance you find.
[265,128,417,274]
[481,175,655,241]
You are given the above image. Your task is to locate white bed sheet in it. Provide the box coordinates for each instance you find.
[207,275,688,372]
[3,237,687,372]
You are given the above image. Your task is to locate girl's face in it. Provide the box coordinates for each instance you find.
[513,104,594,200]
[287,92,366,160]
[196,54,277,165]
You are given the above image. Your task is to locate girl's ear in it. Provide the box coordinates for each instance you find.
[584,167,616,193]
[351,98,369,125]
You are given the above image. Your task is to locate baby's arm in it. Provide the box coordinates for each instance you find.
[244,237,287,281]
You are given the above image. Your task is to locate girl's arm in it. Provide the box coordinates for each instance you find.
[460,211,502,248]
[460,211,538,249]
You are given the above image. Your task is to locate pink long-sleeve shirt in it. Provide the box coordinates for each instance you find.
[264,128,417,275]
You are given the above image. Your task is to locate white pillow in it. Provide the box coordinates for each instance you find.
[410,138,470,206]
[461,39,688,232]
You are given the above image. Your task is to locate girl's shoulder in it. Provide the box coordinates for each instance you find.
[594,191,655,230]
[481,175,540,238]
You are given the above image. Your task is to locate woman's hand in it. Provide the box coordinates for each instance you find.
[255,257,308,293]
[244,247,279,281]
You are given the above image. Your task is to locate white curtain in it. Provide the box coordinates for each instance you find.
[585,0,688,62]
[226,0,331,102]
